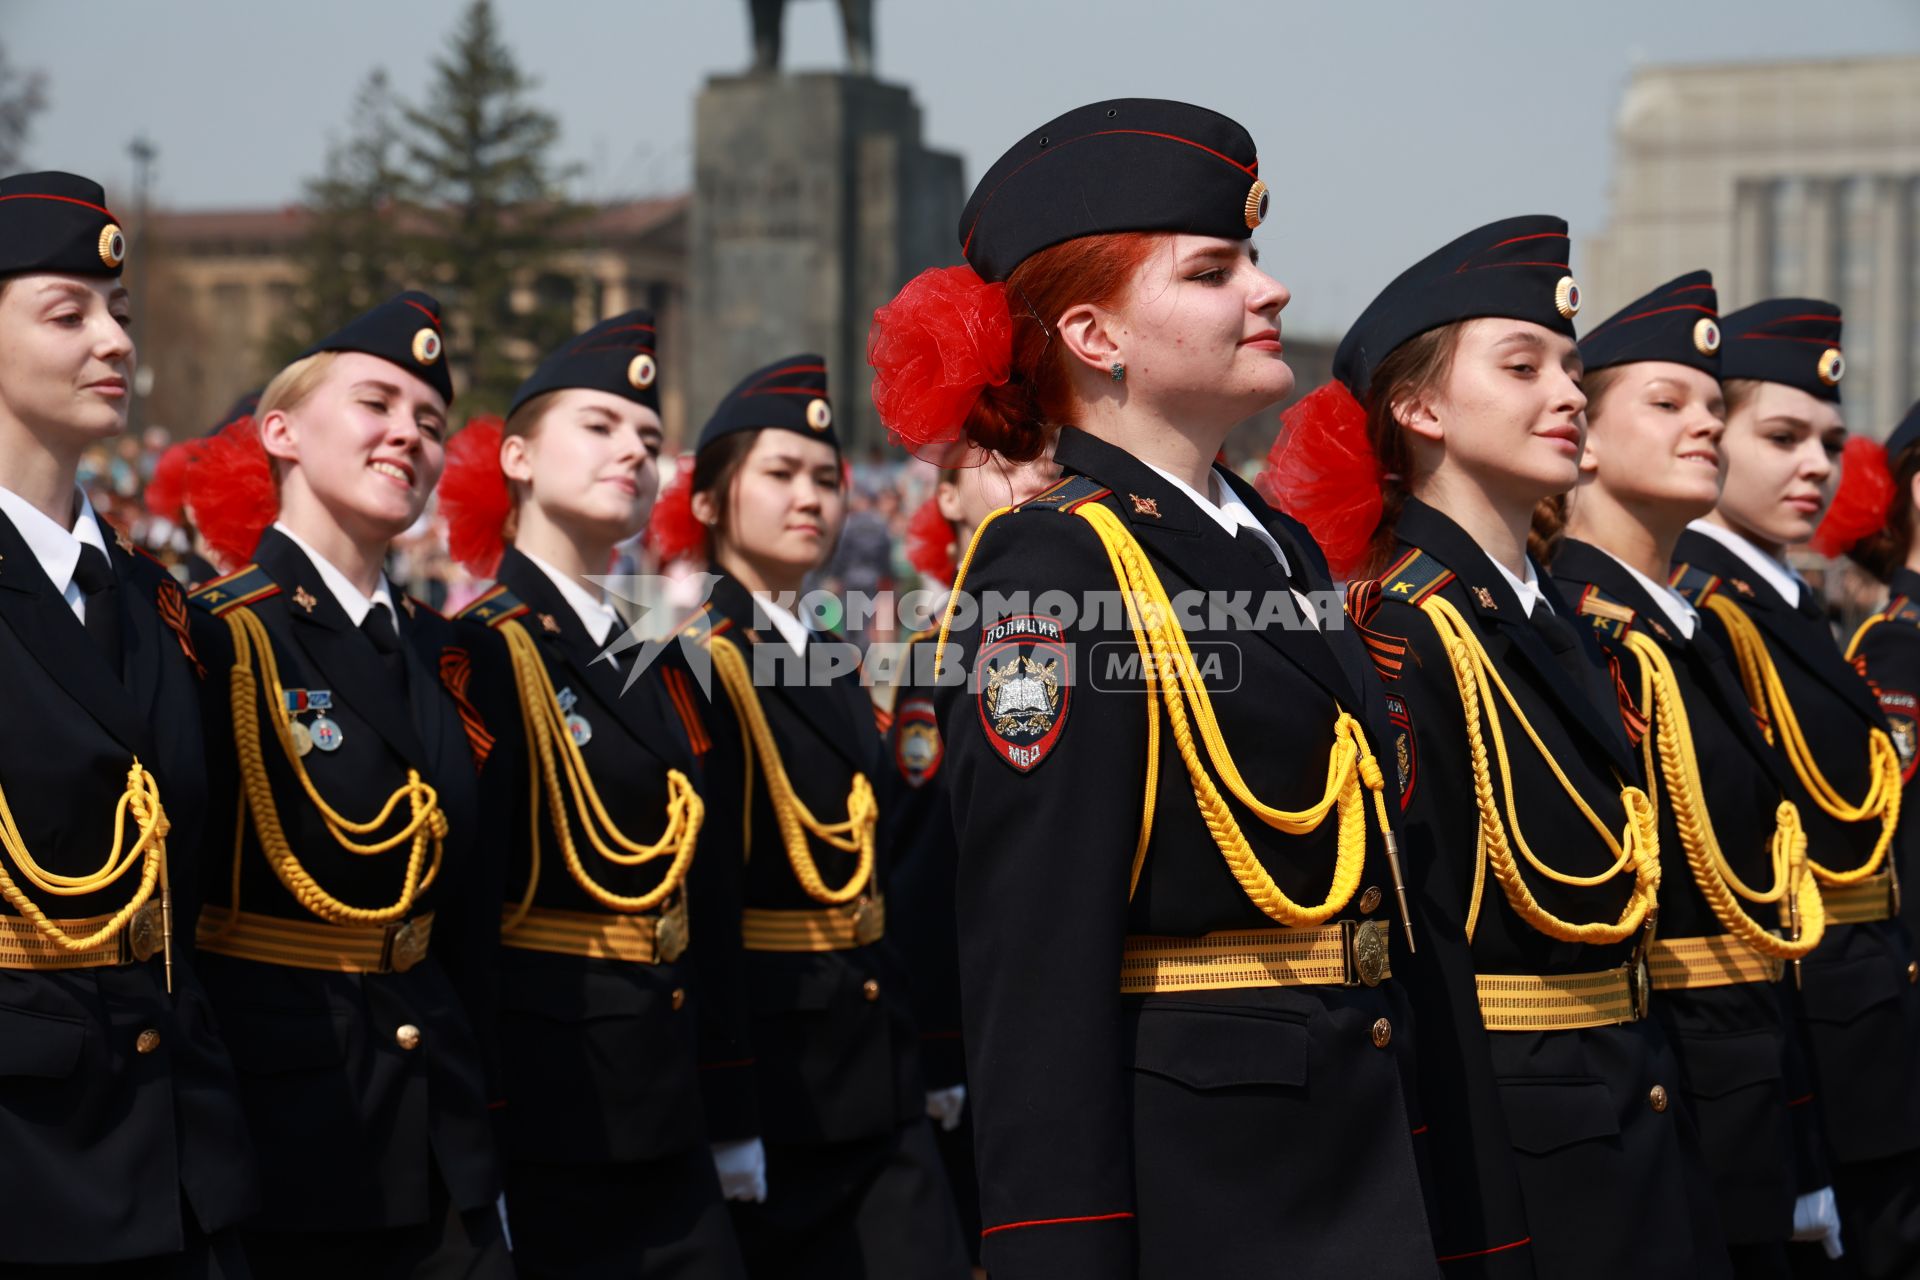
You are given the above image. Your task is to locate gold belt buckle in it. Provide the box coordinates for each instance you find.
[651,897,690,964]
[852,894,886,946]
[121,901,163,964]
[1343,919,1389,988]
[382,918,429,973]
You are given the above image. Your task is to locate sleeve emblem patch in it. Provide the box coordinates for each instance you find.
[894,696,944,788]
[977,615,1071,773]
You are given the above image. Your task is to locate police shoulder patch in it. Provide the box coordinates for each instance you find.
[894,694,944,788]
[1878,687,1920,783]
[976,614,1071,773]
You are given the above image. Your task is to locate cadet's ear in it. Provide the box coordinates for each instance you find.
[1056,301,1122,379]
[258,408,299,465]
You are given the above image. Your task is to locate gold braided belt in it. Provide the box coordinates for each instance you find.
[1648,935,1784,989]
[503,899,690,965]
[1476,964,1646,1031]
[1821,866,1900,925]
[196,908,433,974]
[1119,920,1392,994]
[0,901,166,971]
[741,894,886,953]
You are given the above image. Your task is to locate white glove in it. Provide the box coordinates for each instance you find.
[926,1085,968,1133]
[711,1137,768,1203]
[495,1192,513,1251]
[1792,1186,1843,1260]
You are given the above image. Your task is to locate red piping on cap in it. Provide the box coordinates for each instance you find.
[0,192,118,218]
[401,298,440,326]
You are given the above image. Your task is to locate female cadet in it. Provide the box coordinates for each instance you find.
[883,454,1061,1260]
[653,355,971,1278]
[0,171,256,1276]
[183,295,508,1277]
[868,99,1435,1280]
[1269,218,1728,1278]
[437,311,748,1278]
[1674,305,1920,1277]
[1545,273,1839,1271]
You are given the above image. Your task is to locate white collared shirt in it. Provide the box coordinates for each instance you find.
[1488,552,1548,618]
[271,521,396,627]
[753,592,811,657]
[1594,547,1698,640]
[1686,519,1805,610]
[0,486,111,623]
[519,548,622,647]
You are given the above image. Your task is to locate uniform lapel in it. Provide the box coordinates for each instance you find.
[0,510,154,758]
[1400,502,1635,774]
[255,529,430,768]
[1051,430,1359,714]
[105,533,167,729]
[707,573,865,769]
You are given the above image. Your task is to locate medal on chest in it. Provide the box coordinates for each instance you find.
[557,686,593,747]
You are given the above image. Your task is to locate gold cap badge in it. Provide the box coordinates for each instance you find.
[1243,179,1269,231]
[98,223,126,269]
[627,352,657,390]
[1554,276,1582,320]
[1693,317,1721,356]
[411,328,442,366]
[1818,348,1845,386]
[805,398,833,432]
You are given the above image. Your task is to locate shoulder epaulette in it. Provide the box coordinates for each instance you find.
[1574,583,1637,641]
[678,603,737,648]
[1883,595,1920,629]
[454,584,529,628]
[1013,474,1111,515]
[1376,548,1456,607]
[1668,562,1721,608]
[188,565,279,616]
[1344,578,1410,682]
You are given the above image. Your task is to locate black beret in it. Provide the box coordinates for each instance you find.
[1335,215,1579,401]
[301,290,453,405]
[960,98,1266,284]
[510,310,659,418]
[697,354,839,454]
[1884,400,1920,458]
[1719,298,1844,404]
[1578,271,1721,378]
[0,171,125,278]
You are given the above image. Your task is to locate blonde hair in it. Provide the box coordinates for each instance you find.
[257,350,341,424]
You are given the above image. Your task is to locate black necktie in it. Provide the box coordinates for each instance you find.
[1531,606,1581,655]
[1795,585,1827,625]
[73,545,123,676]
[360,603,409,689]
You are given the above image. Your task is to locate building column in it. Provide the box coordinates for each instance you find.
[1801,178,1837,300]
[1730,178,1770,306]
[1869,177,1906,436]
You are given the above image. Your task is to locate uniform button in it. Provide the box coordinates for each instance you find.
[135,1028,162,1055]
[395,1024,422,1051]
[1908,962,1918,985]
[1359,886,1382,915]
[671,987,687,1011]
[862,979,881,1003]
[1370,1018,1392,1049]
[1649,1084,1669,1113]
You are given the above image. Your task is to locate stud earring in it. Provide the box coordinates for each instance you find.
[1110,361,1126,383]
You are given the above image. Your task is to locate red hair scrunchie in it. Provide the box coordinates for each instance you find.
[1256,382,1381,580]
[186,417,278,570]
[905,495,959,586]
[144,439,203,525]
[1812,435,1895,558]
[868,265,1012,462]
[439,416,511,578]
[646,456,706,567]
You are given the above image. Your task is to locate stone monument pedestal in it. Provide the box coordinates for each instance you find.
[691,73,963,450]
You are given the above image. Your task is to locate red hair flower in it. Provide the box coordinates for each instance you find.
[144,439,203,525]
[1812,435,1895,558]
[869,265,1012,461]
[646,456,706,567]
[439,416,511,577]
[186,417,278,571]
[1257,382,1380,579]
[905,495,959,586]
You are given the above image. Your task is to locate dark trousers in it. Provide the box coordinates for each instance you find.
[931,1107,981,1266]
[1788,1149,1920,1279]
[731,1119,971,1280]
[241,1170,511,1280]
[506,1145,747,1279]
[7,1220,250,1278]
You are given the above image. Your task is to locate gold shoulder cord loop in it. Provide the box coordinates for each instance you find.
[1623,630,1824,958]
[498,619,702,932]
[0,760,171,988]
[706,632,875,904]
[1706,595,1901,885]
[212,606,445,930]
[1419,594,1661,945]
